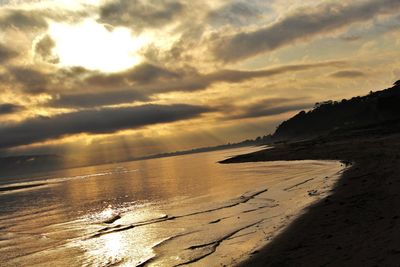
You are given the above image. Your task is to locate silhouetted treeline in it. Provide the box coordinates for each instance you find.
[127,135,272,162]
[273,80,400,140]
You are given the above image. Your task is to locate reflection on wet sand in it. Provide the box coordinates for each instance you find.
[0,147,344,266]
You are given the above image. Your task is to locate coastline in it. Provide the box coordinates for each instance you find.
[222,129,400,266]
[0,149,344,267]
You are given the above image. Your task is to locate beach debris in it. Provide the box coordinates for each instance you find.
[284,178,314,191]
[103,214,121,224]
[307,190,319,196]
[250,250,259,255]
[340,160,352,167]
[209,219,221,224]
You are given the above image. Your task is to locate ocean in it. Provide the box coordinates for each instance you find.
[0,146,344,266]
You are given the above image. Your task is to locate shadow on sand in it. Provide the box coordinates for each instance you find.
[223,132,400,266]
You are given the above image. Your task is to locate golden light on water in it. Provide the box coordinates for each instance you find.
[80,207,163,266]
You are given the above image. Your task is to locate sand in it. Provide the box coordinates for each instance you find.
[222,128,400,266]
[0,148,344,267]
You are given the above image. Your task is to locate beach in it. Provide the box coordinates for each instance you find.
[0,147,346,266]
[222,127,400,266]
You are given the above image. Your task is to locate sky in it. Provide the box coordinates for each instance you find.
[0,0,399,163]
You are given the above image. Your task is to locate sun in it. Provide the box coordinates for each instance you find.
[48,19,148,73]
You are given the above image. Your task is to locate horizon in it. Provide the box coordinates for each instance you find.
[2,1,400,266]
[0,0,399,165]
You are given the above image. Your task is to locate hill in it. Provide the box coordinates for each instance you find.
[272,80,400,140]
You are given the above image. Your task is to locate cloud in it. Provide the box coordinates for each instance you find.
[48,90,149,108]
[0,103,24,115]
[9,67,49,94]
[231,103,313,119]
[213,0,400,62]
[0,42,17,63]
[34,35,59,64]
[82,63,180,88]
[226,98,313,120]
[330,70,365,78]
[141,61,346,91]
[45,60,345,108]
[0,5,92,31]
[125,63,181,83]
[146,60,345,94]
[0,104,213,149]
[206,61,345,83]
[207,1,262,27]
[0,9,48,30]
[98,0,185,31]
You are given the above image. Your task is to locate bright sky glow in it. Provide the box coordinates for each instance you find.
[49,19,147,72]
[1,0,399,157]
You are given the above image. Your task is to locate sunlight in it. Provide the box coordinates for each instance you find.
[48,19,148,72]
[103,233,123,258]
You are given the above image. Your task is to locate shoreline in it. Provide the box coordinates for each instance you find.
[0,149,344,267]
[223,130,400,266]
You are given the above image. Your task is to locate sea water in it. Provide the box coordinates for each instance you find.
[0,147,344,266]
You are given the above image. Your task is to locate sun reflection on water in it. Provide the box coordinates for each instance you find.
[103,233,124,261]
[77,206,164,266]
[1,148,345,266]
[82,230,127,266]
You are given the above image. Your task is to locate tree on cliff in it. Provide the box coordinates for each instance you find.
[272,80,400,140]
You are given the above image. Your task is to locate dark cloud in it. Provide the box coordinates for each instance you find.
[0,60,343,108]
[227,98,313,120]
[231,104,313,119]
[207,1,261,27]
[330,70,365,78]
[45,61,344,108]
[206,61,345,83]
[83,72,126,88]
[125,63,180,83]
[213,0,400,62]
[34,35,59,64]
[0,9,48,30]
[0,43,17,63]
[98,0,185,31]
[146,60,345,93]
[142,22,206,65]
[9,67,49,94]
[0,104,213,149]
[82,63,180,88]
[0,103,24,115]
[0,60,342,108]
[2,62,183,103]
[55,66,89,79]
[48,90,150,108]
[0,6,92,31]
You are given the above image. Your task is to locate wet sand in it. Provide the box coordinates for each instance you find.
[0,183,47,192]
[0,147,345,267]
[222,128,400,266]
